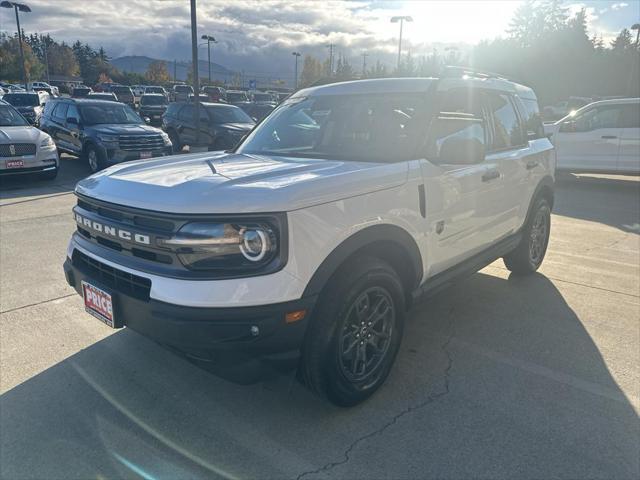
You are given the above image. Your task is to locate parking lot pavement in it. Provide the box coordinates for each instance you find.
[1,167,638,479]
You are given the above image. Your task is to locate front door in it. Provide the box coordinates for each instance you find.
[617,103,640,173]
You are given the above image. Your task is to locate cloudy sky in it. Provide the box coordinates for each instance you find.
[1,0,638,79]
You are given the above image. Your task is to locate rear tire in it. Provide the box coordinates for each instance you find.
[503,197,551,275]
[168,130,182,154]
[300,256,405,407]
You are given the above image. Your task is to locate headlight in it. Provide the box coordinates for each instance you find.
[157,218,285,273]
[160,131,172,146]
[97,134,119,145]
[40,135,55,148]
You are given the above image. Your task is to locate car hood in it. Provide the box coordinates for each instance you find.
[0,126,44,143]
[75,152,408,214]
[89,124,163,135]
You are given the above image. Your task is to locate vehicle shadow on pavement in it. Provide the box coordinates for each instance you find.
[1,271,638,479]
[0,155,88,202]
[554,173,640,234]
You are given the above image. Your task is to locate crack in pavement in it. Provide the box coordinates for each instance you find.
[295,307,457,480]
[0,293,76,315]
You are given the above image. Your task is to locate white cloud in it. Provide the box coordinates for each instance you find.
[611,2,629,10]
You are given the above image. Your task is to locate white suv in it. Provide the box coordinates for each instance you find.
[546,98,640,174]
[63,73,555,406]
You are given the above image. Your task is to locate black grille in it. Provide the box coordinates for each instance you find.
[72,250,151,300]
[118,134,165,152]
[0,143,36,157]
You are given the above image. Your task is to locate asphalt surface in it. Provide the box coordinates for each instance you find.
[1,156,639,480]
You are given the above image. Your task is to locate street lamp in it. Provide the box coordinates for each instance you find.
[390,15,412,72]
[201,34,217,84]
[1,1,31,89]
[291,51,301,90]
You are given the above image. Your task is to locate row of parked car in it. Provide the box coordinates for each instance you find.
[1,79,638,182]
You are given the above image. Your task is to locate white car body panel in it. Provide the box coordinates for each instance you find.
[549,98,639,174]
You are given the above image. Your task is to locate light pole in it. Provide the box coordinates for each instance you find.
[201,34,217,84]
[1,1,31,89]
[361,52,369,77]
[632,24,640,48]
[291,51,301,89]
[43,37,49,83]
[391,16,412,72]
[190,0,201,147]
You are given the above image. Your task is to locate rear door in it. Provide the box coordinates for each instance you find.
[617,103,640,174]
[482,91,532,237]
[554,104,622,172]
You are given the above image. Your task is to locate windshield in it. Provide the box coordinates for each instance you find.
[237,93,426,161]
[145,87,164,94]
[0,105,30,126]
[4,94,39,107]
[79,103,143,125]
[113,88,132,95]
[141,96,167,106]
[227,92,248,102]
[207,105,254,124]
[253,93,272,102]
[176,86,192,93]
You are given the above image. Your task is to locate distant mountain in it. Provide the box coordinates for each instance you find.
[111,55,236,82]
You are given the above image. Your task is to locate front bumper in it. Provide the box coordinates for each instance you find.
[63,252,316,357]
[0,147,58,176]
[102,145,172,164]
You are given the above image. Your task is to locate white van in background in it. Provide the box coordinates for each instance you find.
[546,98,640,174]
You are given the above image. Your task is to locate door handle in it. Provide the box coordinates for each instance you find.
[482,170,500,182]
[526,160,539,170]
[601,135,617,139]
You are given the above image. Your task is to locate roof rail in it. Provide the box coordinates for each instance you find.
[441,65,509,81]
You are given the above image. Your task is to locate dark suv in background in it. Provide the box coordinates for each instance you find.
[162,101,254,152]
[138,93,168,125]
[171,84,193,102]
[111,86,135,106]
[40,98,172,172]
[2,90,49,126]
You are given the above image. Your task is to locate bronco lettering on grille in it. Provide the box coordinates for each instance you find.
[74,212,151,245]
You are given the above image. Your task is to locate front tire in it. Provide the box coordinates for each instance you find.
[503,197,551,275]
[300,256,405,406]
[85,144,106,173]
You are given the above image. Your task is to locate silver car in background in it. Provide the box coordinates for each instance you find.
[0,100,59,180]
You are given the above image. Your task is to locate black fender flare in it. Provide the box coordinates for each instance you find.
[302,223,423,298]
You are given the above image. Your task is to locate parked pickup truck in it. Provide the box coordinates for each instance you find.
[63,72,555,406]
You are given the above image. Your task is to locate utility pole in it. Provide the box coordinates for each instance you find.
[190,0,201,147]
[361,52,369,77]
[326,43,335,77]
[1,1,32,89]
[391,16,413,72]
[174,59,177,81]
[292,51,301,90]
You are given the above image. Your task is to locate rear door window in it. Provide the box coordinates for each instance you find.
[486,92,526,150]
[619,104,640,128]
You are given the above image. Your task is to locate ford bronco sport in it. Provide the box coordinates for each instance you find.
[63,71,555,406]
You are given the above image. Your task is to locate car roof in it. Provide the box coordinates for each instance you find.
[141,93,165,97]
[53,98,122,105]
[293,76,537,100]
